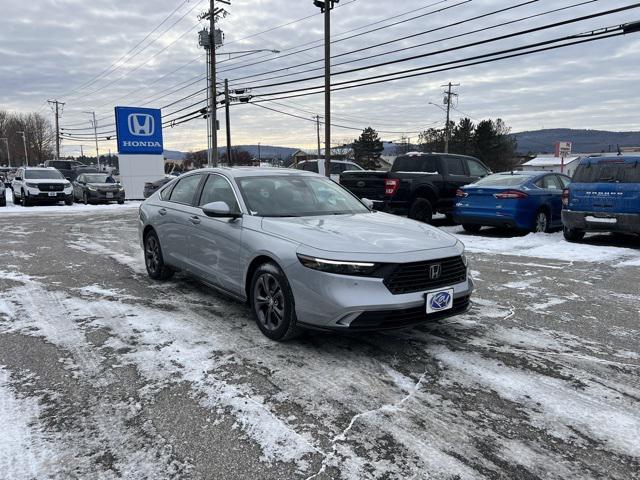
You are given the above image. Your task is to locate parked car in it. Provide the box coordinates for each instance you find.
[139,168,473,341]
[43,159,95,181]
[0,180,5,207]
[294,159,364,182]
[340,152,491,223]
[73,172,125,205]
[11,167,73,206]
[0,167,16,187]
[143,177,173,199]
[453,171,571,233]
[562,155,640,241]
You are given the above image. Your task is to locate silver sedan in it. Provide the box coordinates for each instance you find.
[138,168,474,341]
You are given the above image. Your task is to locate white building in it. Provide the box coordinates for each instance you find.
[521,155,581,176]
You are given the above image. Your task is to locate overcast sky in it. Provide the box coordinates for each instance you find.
[2,0,640,155]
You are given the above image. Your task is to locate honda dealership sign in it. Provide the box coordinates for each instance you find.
[115,106,164,155]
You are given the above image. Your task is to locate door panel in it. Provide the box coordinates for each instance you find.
[189,174,243,293]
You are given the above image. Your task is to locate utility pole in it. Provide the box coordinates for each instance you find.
[258,142,261,161]
[48,100,65,160]
[442,82,459,154]
[17,131,28,166]
[80,145,84,159]
[0,138,10,167]
[316,115,322,161]
[209,0,218,167]
[314,0,338,177]
[224,78,232,166]
[84,111,99,169]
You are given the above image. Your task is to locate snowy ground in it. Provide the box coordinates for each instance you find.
[0,210,639,479]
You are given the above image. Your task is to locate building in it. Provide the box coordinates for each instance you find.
[520,155,581,176]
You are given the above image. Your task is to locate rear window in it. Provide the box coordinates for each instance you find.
[473,174,536,187]
[391,156,439,173]
[573,160,640,183]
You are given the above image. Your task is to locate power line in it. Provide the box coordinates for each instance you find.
[240,5,640,94]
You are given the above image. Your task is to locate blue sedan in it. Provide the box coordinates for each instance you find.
[453,171,571,233]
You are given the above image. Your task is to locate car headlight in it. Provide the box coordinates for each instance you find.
[64,181,72,188]
[297,254,380,276]
[87,185,97,191]
[461,253,468,267]
[25,182,38,188]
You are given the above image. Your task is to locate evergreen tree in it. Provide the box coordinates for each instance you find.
[449,118,475,154]
[352,127,384,170]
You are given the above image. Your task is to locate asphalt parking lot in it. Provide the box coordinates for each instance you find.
[1,208,639,480]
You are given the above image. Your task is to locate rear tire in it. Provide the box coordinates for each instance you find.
[22,190,31,207]
[408,198,433,224]
[250,262,301,341]
[563,226,585,242]
[462,224,482,233]
[144,230,174,281]
[533,209,551,233]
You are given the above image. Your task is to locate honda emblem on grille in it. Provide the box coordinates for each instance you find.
[356,181,366,188]
[429,264,441,280]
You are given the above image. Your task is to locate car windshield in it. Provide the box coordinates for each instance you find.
[237,176,370,217]
[471,174,537,187]
[83,174,114,183]
[25,170,64,180]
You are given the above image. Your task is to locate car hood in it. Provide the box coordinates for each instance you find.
[261,212,458,254]
[25,179,67,184]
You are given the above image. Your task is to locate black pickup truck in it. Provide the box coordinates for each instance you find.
[340,153,491,223]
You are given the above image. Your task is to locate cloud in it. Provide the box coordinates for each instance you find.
[1,0,639,155]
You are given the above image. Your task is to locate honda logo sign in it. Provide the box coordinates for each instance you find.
[115,107,163,155]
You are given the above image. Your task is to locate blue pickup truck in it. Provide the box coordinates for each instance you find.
[562,155,640,241]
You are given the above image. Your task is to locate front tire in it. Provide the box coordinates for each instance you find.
[22,190,31,207]
[408,198,433,224]
[462,224,482,233]
[12,189,20,205]
[65,196,73,206]
[533,209,551,233]
[250,262,300,341]
[563,226,585,242]
[144,230,174,281]
[83,192,89,205]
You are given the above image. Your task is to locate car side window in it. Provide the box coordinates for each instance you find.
[302,161,319,173]
[537,175,562,190]
[467,159,489,177]
[168,174,202,205]
[330,163,345,175]
[557,175,571,188]
[445,157,466,175]
[198,174,239,211]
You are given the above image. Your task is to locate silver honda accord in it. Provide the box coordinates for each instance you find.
[139,168,473,341]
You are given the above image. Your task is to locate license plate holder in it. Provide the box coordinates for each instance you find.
[48,192,57,197]
[426,288,454,314]
[106,192,114,198]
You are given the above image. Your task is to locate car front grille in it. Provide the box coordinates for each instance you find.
[383,256,467,295]
[37,183,64,191]
[349,295,471,330]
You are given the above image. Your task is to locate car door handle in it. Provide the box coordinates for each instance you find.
[158,208,167,216]
[189,216,201,225]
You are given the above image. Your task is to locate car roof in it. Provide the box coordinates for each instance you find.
[21,167,58,171]
[299,159,355,163]
[184,167,318,179]
[580,155,640,164]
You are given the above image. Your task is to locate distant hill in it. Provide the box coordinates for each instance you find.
[511,129,640,154]
[224,145,300,159]
[163,149,186,161]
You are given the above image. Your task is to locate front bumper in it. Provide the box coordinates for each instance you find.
[562,210,640,234]
[87,190,125,202]
[286,259,474,331]
[26,187,73,202]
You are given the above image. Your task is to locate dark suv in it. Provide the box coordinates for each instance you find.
[562,155,640,241]
[340,153,491,223]
[43,159,93,181]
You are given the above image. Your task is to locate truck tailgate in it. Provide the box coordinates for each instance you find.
[340,171,388,201]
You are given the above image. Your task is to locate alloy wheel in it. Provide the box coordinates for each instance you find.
[145,235,160,274]
[253,273,285,332]
[535,211,548,233]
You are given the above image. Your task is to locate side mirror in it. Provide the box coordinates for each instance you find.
[361,198,375,210]
[201,201,242,219]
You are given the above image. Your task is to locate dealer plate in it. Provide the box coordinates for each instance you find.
[426,288,454,314]
[585,216,617,224]
[106,192,114,198]
[48,192,57,197]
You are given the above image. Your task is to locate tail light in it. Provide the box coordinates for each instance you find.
[456,189,468,198]
[562,188,570,207]
[493,190,528,199]
[385,178,400,196]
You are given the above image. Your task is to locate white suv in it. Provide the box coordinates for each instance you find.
[11,167,74,206]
